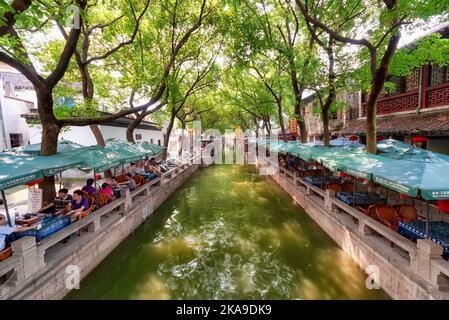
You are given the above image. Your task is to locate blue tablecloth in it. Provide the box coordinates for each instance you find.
[399,221,449,259]
[336,191,387,206]
[13,215,71,242]
[303,176,338,187]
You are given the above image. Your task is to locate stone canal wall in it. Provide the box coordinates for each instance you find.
[271,168,449,300]
[0,160,200,300]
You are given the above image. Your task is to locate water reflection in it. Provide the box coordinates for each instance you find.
[66,165,389,300]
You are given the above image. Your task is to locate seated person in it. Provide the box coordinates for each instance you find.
[37,188,72,215]
[117,174,137,191]
[65,190,89,220]
[128,163,138,176]
[81,178,96,195]
[126,173,137,191]
[99,183,113,201]
[105,176,117,188]
[0,214,33,252]
[107,176,122,198]
[146,159,161,179]
[136,161,146,175]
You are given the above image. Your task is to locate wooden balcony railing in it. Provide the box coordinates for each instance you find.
[361,82,449,117]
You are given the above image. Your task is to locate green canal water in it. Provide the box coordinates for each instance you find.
[66,165,389,300]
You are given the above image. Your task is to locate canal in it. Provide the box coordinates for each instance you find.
[66,165,389,300]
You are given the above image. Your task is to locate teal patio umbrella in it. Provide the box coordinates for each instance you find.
[20,140,83,156]
[66,146,122,173]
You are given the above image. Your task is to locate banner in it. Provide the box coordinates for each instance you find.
[289,117,298,135]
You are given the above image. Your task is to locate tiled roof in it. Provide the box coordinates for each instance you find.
[342,110,449,136]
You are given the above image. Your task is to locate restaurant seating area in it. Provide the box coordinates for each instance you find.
[267,138,449,260]
[0,140,167,260]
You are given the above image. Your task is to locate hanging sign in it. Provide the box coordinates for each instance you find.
[289,117,298,134]
[235,125,242,138]
[27,188,43,213]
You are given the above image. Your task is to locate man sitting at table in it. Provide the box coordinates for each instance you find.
[81,179,96,195]
[37,188,72,215]
[0,214,34,252]
[65,190,89,220]
[146,159,161,180]
[116,173,137,191]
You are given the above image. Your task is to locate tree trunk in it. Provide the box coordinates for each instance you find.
[322,107,330,147]
[365,34,401,154]
[178,118,187,157]
[90,124,105,146]
[126,118,140,144]
[37,89,61,203]
[276,99,287,142]
[365,95,378,154]
[163,109,176,160]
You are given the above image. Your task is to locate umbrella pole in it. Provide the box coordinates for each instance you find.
[1,191,12,227]
[320,164,324,189]
[425,200,430,238]
[59,172,62,190]
[353,178,357,208]
[94,170,98,207]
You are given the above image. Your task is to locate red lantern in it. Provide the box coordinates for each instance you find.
[412,136,428,143]
[376,136,383,142]
[348,135,358,141]
[437,200,449,214]
[26,178,44,187]
[339,172,348,177]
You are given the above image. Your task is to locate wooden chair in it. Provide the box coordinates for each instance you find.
[116,175,128,183]
[95,193,110,209]
[132,175,144,187]
[0,246,12,262]
[358,205,379,221]
[342,182,355,192]
[376,205,399,232]
[395,204,418,222]
[77,193,95,236]
[326,182,343,193]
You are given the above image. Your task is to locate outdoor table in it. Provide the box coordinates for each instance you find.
[15,215,41,227]
[299,169,322,177]
[336,191,387,207]
[398,220,449,259]
[13,215,71,242]
[303,176,337,187]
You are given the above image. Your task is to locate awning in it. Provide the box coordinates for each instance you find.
[0,153,83,191]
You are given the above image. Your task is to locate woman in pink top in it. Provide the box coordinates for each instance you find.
[99,183,113,200]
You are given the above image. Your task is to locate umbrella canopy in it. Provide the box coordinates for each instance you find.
[370,159,449,200]
[279,141,302,154]
[0,153,82,191]
[0,154,43,191]
[136,142,166,155]
[65,146,122,173]
[329,138,365,148]
[378,139,449,163]
[20,140,83,155]
[106,142,148,163]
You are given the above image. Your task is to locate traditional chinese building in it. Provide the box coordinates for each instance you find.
[304,23,449,155]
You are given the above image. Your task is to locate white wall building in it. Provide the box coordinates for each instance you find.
[27,117,163,147]
[0,62,164,149]
[0,62,36,150]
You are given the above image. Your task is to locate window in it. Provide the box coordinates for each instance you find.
[135,134,142,141]
[158,140,161,145]
[150,139,154,144]
[430,65,448,87]
[9,133,23,148]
